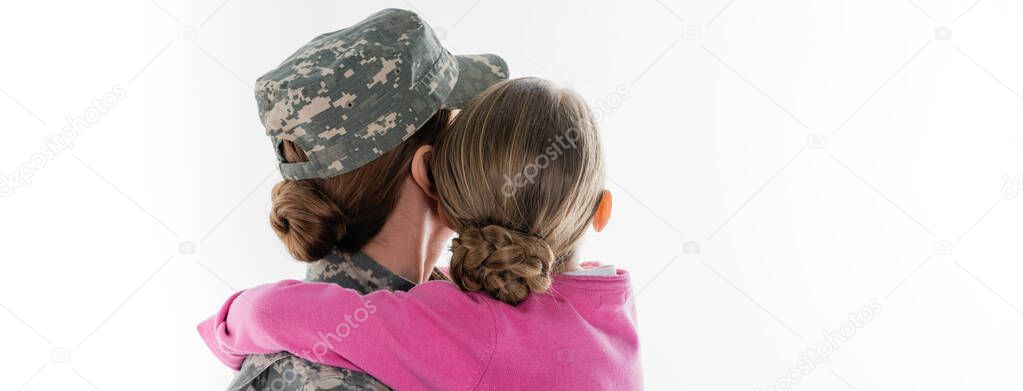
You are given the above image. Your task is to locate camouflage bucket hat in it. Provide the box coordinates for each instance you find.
[255,8,509,180]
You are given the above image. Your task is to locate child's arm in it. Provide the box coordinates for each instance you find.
[197,280,495,390]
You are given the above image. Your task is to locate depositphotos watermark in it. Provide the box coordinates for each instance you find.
[754,299,883,391]
[301,298,378,362]
[265,367,300,391]
[500,85,631,197]
[0,84,127,197]
[589,84,631,124]
[501,126,583,197]
[1002,173,1022,200]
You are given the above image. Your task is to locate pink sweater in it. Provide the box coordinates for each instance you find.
[198,270,641,390]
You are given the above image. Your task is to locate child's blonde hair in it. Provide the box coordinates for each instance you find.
[432,77,606,305]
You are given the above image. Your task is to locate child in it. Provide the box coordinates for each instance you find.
[198,78,642,390]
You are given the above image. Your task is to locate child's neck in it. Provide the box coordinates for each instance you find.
[557,257,582,273]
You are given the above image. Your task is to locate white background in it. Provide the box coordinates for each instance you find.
[1,0,1021,390]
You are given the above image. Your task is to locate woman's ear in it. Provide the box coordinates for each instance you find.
[592,190,612,232]
[411,145,438,200]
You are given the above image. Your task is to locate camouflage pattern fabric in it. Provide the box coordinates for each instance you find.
[227,251,445,391]
[255,8,508,180]
[228,352,389,391]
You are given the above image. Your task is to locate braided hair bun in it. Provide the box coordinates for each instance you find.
[449,225,555,305]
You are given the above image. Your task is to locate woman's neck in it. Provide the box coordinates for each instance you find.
[360,177,452,283]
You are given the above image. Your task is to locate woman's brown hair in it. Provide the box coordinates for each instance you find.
[432,78,606,305]
[270,110,452,262]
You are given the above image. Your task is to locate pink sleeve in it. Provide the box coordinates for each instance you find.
[197,280,496,390]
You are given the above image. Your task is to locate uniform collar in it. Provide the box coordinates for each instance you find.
[305,250,417,293]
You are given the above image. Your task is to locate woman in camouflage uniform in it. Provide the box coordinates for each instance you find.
[225,9,508,391]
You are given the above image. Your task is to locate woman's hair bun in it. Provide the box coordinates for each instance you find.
[269,180,348,262]
[449,225,555,305]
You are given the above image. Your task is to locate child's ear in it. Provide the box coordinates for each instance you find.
[411,145,438,200]
[592,190,612,232]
